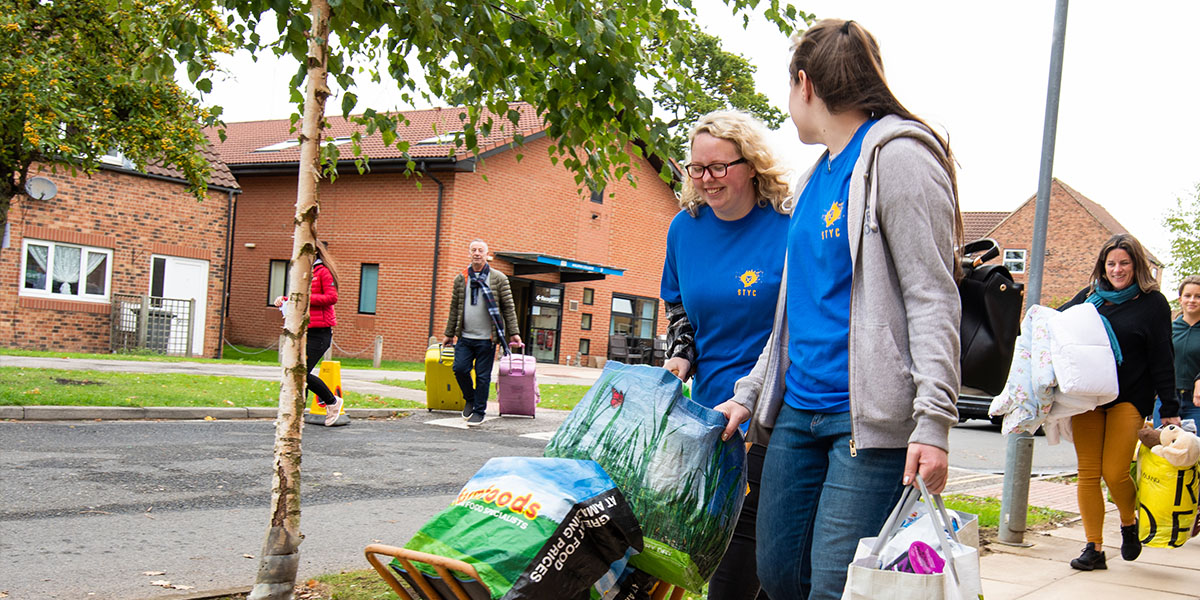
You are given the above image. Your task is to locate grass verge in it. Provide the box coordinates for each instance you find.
[203,570,399,600]
[944,493,1077,550]
[380,379,592,411]
[0,367,421,409]
[206,569,703,600]
[0,346,424,371]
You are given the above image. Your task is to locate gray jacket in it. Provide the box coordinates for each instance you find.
[730,115,961,452]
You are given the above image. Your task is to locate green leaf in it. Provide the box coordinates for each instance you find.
[341,92,357,116]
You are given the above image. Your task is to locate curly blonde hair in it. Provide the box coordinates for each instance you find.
[678,111,792,217]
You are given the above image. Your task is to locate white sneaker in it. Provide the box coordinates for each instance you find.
[324,396,343,426]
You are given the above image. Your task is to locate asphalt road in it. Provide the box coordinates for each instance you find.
[0,413,1081,600]
[0,355,1081,599]
[0,413,560,600]
[948,418,1077,476]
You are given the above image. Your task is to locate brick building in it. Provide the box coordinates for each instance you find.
[966,178,1161,308]
[211,104,680,364]
[0,152,240,357]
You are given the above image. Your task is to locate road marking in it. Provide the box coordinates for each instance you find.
[428,417,470,429]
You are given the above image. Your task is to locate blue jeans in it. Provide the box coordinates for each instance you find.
[1152,389,1200,429]
[453,337,495,416]
[756,405,906,600]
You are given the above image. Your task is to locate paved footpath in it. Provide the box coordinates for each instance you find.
[3,355,1199,598]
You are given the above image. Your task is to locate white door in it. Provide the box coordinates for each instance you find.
[151,255,209,355]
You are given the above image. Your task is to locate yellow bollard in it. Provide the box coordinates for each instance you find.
[308,360,343,416]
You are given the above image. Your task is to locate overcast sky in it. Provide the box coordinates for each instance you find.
[197,0,1200,286]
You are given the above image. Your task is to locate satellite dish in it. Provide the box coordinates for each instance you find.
[25,176,57,201]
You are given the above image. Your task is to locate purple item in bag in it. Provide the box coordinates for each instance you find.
[884,541,945,575]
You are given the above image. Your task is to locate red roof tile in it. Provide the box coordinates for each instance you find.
[962,211,1009,241]
[139,142,240,190]
[206,102,547,166]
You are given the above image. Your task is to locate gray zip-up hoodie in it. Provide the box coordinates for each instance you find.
[729,115,961,452]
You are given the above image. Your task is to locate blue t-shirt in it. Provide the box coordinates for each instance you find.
[661,203,788,409]
[784,119,877,412]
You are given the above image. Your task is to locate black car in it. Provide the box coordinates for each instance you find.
[956,390,996,424]
[957,387,1044,434]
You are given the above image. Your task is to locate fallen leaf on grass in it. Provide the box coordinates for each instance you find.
[142,571,165,576]
[24,388,40,395]
[225,399,235,406]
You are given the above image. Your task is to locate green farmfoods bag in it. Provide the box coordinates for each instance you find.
[402,457,644,600]
[544,362,748,592]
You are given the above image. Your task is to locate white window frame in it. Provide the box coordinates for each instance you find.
[99,149,136,170]
[1003,249,1027,274]
[268,259,290,305]
[19,239,114,302]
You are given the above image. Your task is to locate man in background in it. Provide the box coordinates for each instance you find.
[443,239,521,426]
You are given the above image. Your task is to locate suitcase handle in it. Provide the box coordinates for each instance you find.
[507,342,527,375]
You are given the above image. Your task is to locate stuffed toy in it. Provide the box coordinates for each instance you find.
[1138,426,1162,449]
[1150,425,1200,468]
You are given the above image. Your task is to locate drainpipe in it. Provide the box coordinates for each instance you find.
[217,190,237,358]
[425,165,445,339]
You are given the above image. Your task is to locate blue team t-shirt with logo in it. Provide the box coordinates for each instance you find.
[784,119,877,413]
[661,203,789,409]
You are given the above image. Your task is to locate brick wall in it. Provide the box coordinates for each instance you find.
[226,169,448,361]
[988,183,1119,308]
[0,166,232,356]
[226,136,679,362]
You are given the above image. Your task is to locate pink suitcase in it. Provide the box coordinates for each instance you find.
[497,343,539,418]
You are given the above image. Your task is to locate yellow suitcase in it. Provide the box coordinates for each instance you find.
[425,344,472,412]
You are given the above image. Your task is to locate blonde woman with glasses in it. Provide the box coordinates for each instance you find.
[660,110,791,600]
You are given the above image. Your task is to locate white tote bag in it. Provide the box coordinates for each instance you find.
[842,476,984,600]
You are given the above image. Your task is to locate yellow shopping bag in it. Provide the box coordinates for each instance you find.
[1136,443,1200,548]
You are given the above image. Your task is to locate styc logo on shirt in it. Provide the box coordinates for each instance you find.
[737,270,763,296]
[821,200,844,240]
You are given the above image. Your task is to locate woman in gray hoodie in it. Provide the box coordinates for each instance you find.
[714,19,963,600]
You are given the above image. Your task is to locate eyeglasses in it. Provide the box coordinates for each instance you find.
[684,157,747,179]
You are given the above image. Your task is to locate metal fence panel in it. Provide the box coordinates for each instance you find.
[110,293,196,356]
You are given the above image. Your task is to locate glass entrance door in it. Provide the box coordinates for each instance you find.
[529,284,562,362]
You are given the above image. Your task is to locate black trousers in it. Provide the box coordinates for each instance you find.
[453,337,496,417]
[305,327,336,405]
[708,442,769,600]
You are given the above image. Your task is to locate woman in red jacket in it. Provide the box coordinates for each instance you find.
[275,239,342,426]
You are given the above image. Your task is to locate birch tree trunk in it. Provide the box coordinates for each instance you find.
[248,1,332,598]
